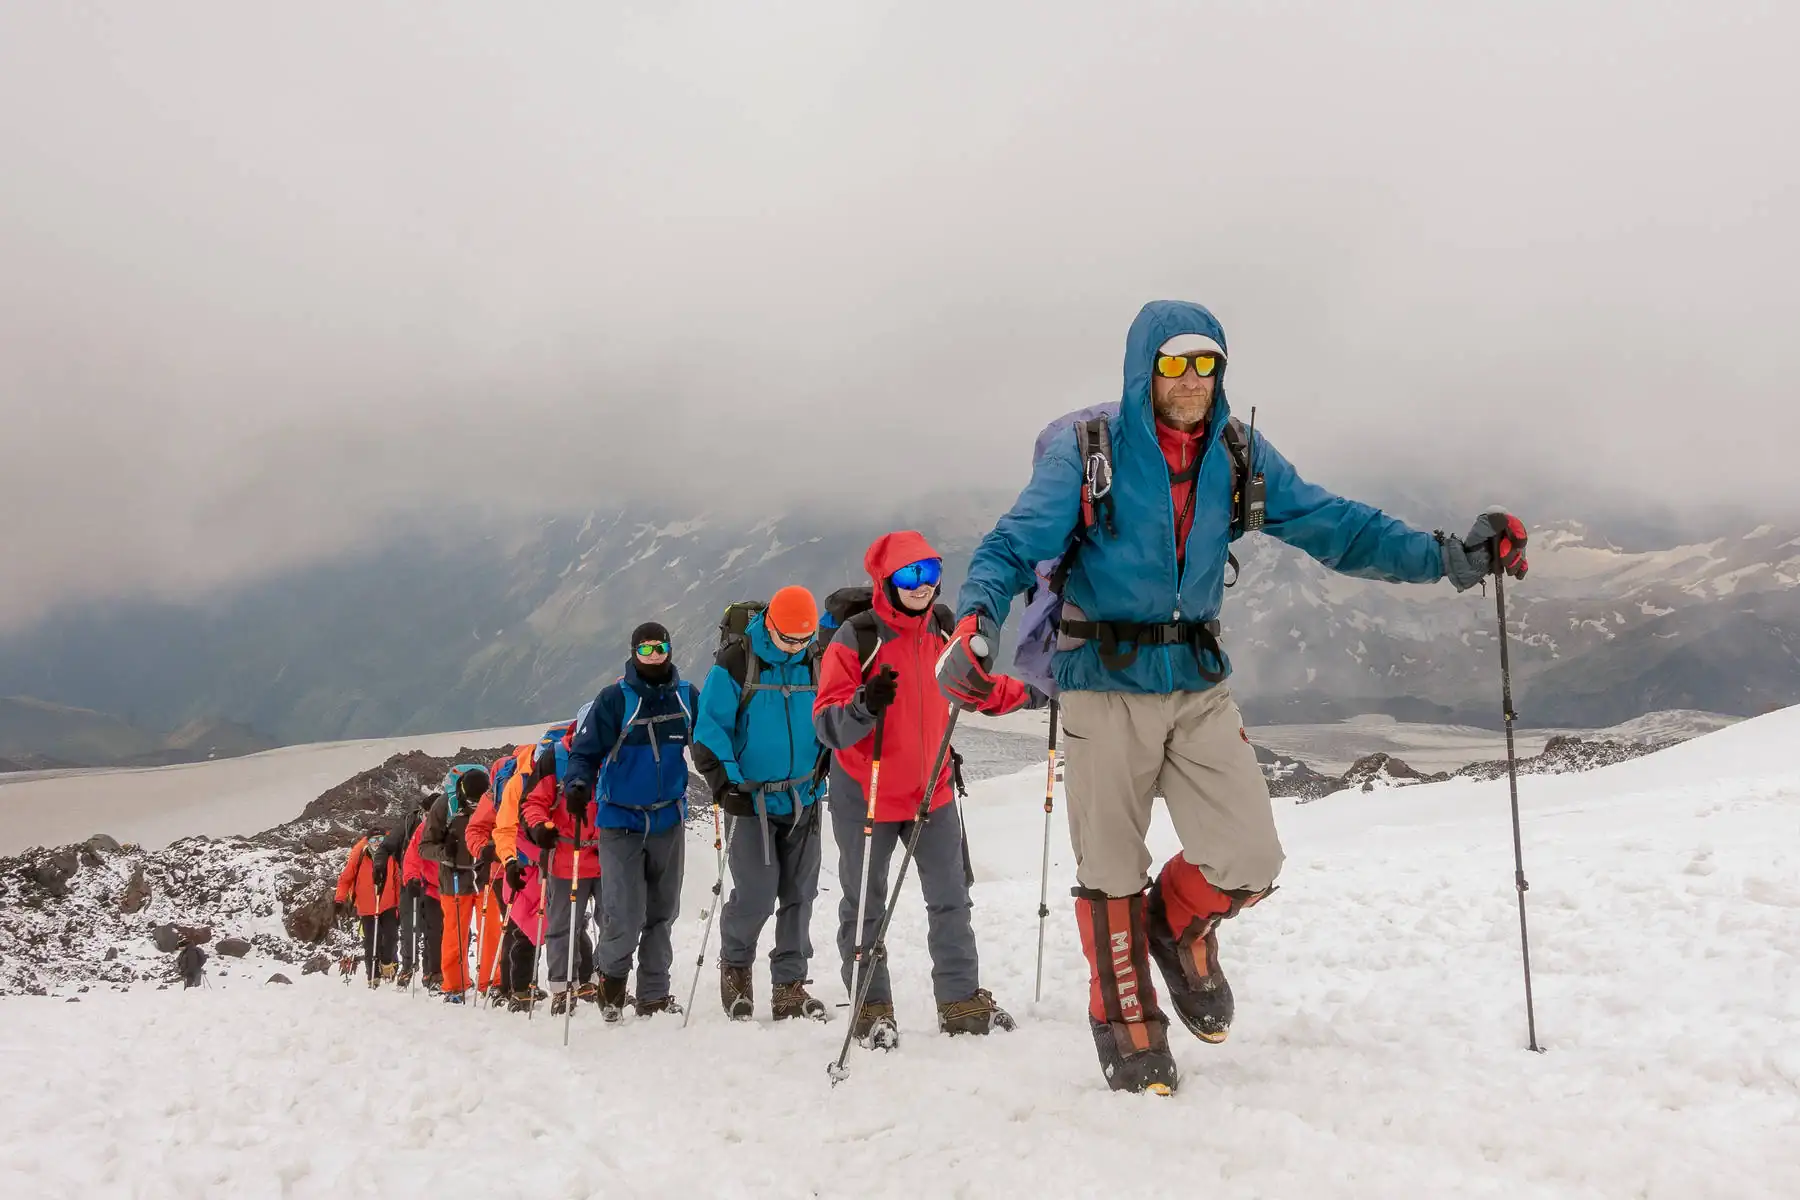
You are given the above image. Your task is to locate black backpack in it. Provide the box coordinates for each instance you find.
[819,585,955,676]
[717,600,819,717]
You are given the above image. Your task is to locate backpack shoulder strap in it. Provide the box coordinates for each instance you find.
[1221,415,1254,586]
[846,610,883,676]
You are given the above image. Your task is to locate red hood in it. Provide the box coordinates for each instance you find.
[864,530,942,628]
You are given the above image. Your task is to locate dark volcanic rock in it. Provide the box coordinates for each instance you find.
[283,893,337,944]
[86,834,123,855]
[151,925,182,953]
[267,973,293,985]
[301,954,331,976]
[217,937,252,958]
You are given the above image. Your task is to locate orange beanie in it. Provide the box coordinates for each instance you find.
[767,586,819,638]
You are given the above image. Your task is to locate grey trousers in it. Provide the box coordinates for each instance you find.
[719,808,822,986]
[543,874,596,986]
[597,826,685,1001]
[1060,683,1284,898]
[831,797,978,1006]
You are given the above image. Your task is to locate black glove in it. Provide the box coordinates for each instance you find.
[1441,511,1530,592]
[860,666,900,719]
[475,859,492,888]
[563,779,593,821]
[529,822,557,850]
[370,863,388,891]
[476,842,498,868]
[718,785,757,818]
[403,880,423,901]
[505,858,527,891]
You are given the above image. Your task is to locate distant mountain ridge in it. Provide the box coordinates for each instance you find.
[0,697,274,772]
[0,503,1795,746]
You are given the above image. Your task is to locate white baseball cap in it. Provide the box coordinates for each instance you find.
[1158,333,1225,358]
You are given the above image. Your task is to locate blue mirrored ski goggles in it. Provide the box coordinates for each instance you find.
[890,558,943,590]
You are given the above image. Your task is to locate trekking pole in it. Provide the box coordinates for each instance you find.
[1493,569,1543,1053]
[1033,699,1060,1004]
[529,847,550,1021]
[829,702,964,1085]
[562,827,583,1048]
[474,883,490,1008]
[681,805,730,1029]
[838,704,889,1031]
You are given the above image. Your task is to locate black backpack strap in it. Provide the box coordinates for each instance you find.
[846,611,883,676]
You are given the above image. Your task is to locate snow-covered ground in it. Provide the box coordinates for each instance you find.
[3,707,1797,1196]
[0,721,555,855]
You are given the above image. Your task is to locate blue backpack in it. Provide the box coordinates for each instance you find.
[1009,404,1258,696]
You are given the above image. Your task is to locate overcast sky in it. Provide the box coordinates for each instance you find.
[2,1,1795,629]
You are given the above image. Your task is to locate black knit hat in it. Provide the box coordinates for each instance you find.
[630,621,671,651]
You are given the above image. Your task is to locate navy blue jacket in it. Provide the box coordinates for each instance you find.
[562,659,698,836]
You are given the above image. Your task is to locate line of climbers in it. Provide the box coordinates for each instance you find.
[329,540,1030,1038]
[327,299,1529,1093]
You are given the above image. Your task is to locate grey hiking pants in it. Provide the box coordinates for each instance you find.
[543,874,596,986]
[1061,683,1284,898]
[719,806,822,986]
[831,796,978,1006]
[597,826,685,1001]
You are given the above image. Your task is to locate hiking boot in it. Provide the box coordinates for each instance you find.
[395,968,414,989]
[853,1001,899,1050]
[721,964,754,1020]
[423,974,443,995]
[598,976,630,1024]
[937,988,1015,1036]
[550,986,577,1016]
[771,980,829,1023]
[484,985,506,1007]
[575,982,600,1005]
[506,989,535,1013]
[636,995,683,1018]
[443,990,468,1005]
[1144,872,1273,1045]
[1091,1018,1179,1096]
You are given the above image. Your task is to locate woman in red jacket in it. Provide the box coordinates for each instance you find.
[520,731,602,1012]
[813,530,1031,1047]
[335,825,402,986]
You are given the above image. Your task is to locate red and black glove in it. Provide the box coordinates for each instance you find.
[1441,510,1529,592]
[937,612,1006,706]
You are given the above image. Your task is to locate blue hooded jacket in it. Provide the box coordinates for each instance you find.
[562,659,698,836]
[692,611,824,819]
[957,300,1446,695]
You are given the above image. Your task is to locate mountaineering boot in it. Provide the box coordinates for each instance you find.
[506,989,535,1013]
[1145,861,1274,1045]
[1074,888,1178,1095]
[937,989,1016,1035]
[423,973,443,995]
[395,967,414,990]
[598,975,630,1024]
[770,980,829,1022]
[550,987,576,1016]
[853,1001,899,1050]
[443,989,468,1006]
[721,964,755,1021]
[636,994,683,1018]
[575,981,600,1004]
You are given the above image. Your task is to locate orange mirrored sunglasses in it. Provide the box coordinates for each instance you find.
[1155,353,1221,380]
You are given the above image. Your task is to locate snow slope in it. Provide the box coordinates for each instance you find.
[3,711,1797,1197]
[0,722,552,855]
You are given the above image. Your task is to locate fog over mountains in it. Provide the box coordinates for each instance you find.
[2,494,1793,755]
